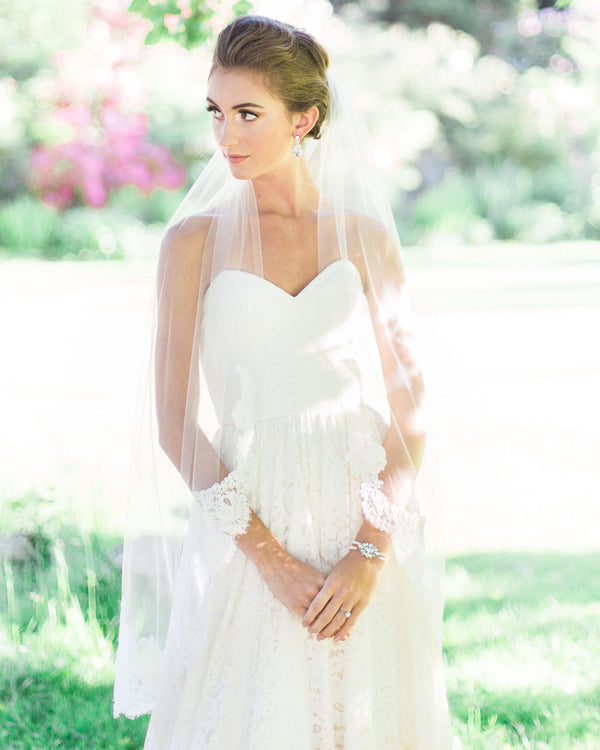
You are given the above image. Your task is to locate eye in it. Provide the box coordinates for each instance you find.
[206,105,223,120]
[239,110,259,121]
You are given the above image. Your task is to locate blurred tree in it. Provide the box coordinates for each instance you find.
[330,0,571,56]
[28,6,186,209]
[128,0,252,48]
[2,0,599,250]
[329,0,599,244]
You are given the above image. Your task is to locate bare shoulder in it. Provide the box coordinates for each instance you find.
[344,213,402,279]
[157,214,212,292]
[160,215,212,263]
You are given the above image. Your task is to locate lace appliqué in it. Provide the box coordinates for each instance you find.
[346,432,387,481]
[192,466,252,539]
[113,621,160,719]
[359,479,422,562]
[347,407,423,563]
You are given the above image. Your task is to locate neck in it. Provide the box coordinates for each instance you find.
[251,158,319,218]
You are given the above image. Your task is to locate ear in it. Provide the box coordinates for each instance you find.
[293,106,319,139]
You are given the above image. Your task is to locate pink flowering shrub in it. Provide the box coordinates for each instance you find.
[30,6,186,210]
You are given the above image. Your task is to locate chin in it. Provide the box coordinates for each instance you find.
[227,165,255,181]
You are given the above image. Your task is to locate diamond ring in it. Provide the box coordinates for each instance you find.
[338,609,351,618]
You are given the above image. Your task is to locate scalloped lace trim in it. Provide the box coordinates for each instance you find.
[360,479,423,563]
[113,621,160,719]
[346,407,423,563]
[192,466,252,539]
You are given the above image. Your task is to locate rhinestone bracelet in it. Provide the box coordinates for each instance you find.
[349,540,389,563]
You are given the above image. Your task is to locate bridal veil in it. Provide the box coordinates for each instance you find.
[113,18,446,732]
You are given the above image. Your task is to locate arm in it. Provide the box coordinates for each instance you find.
[358,234,426,553]
[155,218,223,485]
[156,220,324,613]
[303,230,425,641]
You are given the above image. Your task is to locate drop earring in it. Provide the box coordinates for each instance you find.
[292,135,304,158]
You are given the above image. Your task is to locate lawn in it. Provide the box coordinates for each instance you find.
[1,243,599,747]
[1,492,598,748]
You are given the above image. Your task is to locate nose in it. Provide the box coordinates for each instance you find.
[216,116,240,148]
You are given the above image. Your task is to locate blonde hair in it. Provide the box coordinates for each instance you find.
[212,15,330,139]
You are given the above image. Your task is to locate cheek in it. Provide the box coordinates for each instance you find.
[256,123,291,152]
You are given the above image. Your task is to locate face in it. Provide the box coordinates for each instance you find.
[206,67,301,180]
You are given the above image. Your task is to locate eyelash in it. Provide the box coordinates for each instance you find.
[206,106,259,122]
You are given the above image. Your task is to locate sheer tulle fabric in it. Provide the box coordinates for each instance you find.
[114,76,451,748]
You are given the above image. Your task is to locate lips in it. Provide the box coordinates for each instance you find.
[225,153,248,165]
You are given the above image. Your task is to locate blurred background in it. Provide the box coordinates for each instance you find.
[1,0,598,747]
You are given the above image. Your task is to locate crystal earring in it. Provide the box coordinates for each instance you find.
[292,135,303,158]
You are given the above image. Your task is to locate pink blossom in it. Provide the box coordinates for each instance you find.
[42,185,75,210]
[164,14,180,33]
[29,9,187,210]
[178,1,193,19]
[31,146,56,174]
[159,164,187,190]
[83,173,108,208]
[56,105,92,129]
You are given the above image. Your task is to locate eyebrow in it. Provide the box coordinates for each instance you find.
[206,97,265,110]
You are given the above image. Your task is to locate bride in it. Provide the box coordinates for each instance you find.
[114,14,452,749]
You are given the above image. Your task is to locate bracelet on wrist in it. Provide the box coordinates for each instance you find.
[348,540,388,563]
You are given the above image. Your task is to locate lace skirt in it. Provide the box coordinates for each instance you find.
[143,408,450,750]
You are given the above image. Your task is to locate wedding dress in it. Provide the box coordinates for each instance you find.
[141,259,450,749]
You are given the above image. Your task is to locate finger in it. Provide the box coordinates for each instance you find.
[316,607,354,640]
[308,594,345,634]
[333,601,366,641]
[302,587,333,628]
[312,596,356,637]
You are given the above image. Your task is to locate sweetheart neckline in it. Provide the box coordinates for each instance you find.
[205,258,362,301]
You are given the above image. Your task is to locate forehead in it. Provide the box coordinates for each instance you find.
[207,67,282,108]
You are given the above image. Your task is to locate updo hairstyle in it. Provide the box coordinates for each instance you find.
[212,15,330,139]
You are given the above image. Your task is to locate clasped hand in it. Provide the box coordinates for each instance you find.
[262,549,384,642]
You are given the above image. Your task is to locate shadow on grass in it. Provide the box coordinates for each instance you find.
[444,551,600,747]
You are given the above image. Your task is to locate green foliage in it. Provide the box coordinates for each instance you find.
[128,0,252,49]
[332,0,571,55]
[0,194,179,260]
[2,0,600,254]
[339,2,600,246]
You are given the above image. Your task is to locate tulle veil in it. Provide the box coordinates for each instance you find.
[113,56,447,736]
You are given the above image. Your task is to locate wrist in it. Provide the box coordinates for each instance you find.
[348,539,388,564]
[237,518,288,574]
[355,521,392,554]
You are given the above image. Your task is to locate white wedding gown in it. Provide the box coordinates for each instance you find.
[143,259,451,749]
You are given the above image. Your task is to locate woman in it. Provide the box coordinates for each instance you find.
[114,14,452,749]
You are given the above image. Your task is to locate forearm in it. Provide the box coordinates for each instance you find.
[236,511,288,574]
[378,383,426,509]
[358,404,425,561]
[159,422,228,491]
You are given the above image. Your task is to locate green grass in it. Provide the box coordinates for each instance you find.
[0,493,149,748]
[1,493,599,748]
[445,554,600,749]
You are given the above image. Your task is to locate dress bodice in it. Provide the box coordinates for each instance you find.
[199,259,390,428]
